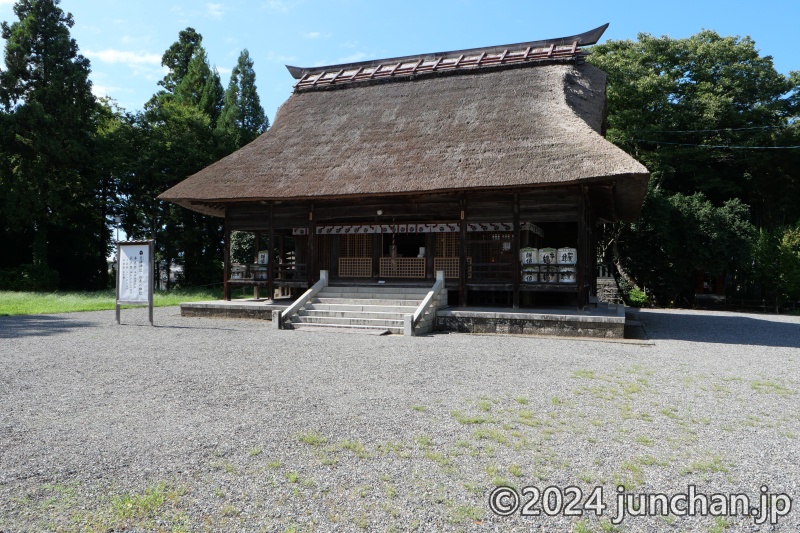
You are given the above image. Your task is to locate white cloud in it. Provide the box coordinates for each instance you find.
[218,66,232,76]
[86,49,162,66]
[265,0,289,13]
[206,3,225,19]
[303,31,321,40]
[265,50,296,64]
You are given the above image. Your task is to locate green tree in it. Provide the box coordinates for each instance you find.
[0,0,103,289]
[174,46,223,127]
[590,30,800,223]
[752,226,800,305]
[158,27,202,93]
[218,49,269,149]
[617,188,755,305]
[590,31,800,304]
[120,30,228,287]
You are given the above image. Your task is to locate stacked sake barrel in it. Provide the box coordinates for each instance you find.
[519,247,577,283]
[520,247,538,282]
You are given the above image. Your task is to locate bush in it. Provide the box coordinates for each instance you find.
[0,264,60,291]
[627,288,649,307]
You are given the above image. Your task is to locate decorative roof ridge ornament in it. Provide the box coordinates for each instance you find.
[286,23,608,83]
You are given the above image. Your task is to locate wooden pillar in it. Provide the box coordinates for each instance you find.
[307,204,316,287]
[253,231,260,300]
[577,187,587,310]
[512,194,520,309]
[223,211,231,301]
[459,197,468,307]
[372,232,381,278]
[425,233,435,279]
[268,202,275,301]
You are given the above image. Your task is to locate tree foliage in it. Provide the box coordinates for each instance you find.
[218,49,269,149]
[590,31,800,304]
[118,29,268,288]
[591,30,800,221]
[0,0,105,289]
[617,187,755,304]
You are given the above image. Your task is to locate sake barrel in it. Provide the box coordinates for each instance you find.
[539,248,556,265]
[557,247,577,265]
[539,266,558,283]
[521,266,539,283]
[519,247,538,265]
[558,266,576,283]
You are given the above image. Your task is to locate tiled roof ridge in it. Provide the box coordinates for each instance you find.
[288,23,608,91]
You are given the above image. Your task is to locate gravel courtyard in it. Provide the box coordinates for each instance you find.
[1,307,799,532]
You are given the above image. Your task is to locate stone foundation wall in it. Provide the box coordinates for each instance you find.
[436,315,624,338]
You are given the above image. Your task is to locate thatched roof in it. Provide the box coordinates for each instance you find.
[160,32,648,221]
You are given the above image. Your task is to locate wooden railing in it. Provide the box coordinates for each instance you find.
[379,257,425,278]
[275,262,307,281]
[339,257,372,277]
[470,261,513,281]
[433,257,472,279]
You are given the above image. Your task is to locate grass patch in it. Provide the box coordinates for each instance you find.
[109,482,186,526]
[297,430,327,447]
[0,288,222,316]
[450,410,489,425]
[681,455,729,475]
[751,380,794,397]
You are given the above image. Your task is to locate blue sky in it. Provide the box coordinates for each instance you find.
[1,0,798,122]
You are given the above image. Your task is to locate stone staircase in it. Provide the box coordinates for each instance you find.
[287,286,432,334]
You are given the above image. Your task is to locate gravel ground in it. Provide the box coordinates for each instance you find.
[1,306,799,532]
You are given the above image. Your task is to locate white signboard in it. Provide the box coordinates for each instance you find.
[116,240,154,325]
[119,244,150,302]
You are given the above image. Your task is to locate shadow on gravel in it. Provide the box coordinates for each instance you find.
[641,310,800,348]
[0,315,96,339]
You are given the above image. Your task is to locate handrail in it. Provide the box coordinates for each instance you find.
[276,270,328,329]
[405,271,445,336]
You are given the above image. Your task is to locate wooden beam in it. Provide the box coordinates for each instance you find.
[349,66,364,81]
[253,231,260,300]
[512,194,520,309]
[459,197,468,307]
[308,204,316,287]
[328,69,345,84]
[268,202,275,301]
[546,43,555,57]
[310,71,326,86]
[577,187,587,310]
[223,211,231,301]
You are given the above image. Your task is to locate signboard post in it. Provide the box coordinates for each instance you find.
[116,240,155,325]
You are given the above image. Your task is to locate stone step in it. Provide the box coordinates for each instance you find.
[293,322,401,334]
[299,309,409,320]
[307,303,419,313]
[292,324,393,335]
[314,297,423,307]
[295,315,405,328]
[322,286,431,295]
[317,291,429,300]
